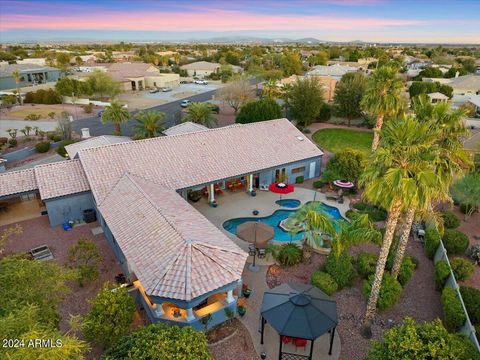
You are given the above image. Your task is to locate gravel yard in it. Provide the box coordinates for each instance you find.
[208,319,258,360]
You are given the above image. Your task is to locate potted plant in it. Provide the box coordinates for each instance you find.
[251,190,257,197]
[210,201,218,208]
[237,305,246,317]
[242,283,252,298]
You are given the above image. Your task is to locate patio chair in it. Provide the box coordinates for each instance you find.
[281,336,292,345]
[325,191,340,200]
[258,249,266,259]
[295,338,307,350]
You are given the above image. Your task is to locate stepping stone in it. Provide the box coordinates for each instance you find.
[91,226,104,236]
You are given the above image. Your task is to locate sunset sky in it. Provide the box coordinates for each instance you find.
[1,0,479,43]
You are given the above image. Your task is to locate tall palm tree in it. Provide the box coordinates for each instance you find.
[11,70,23,105]
[101,101,130,136]
[390,96,472,278]
[360,116,439,337]
[360,66,404,151]
[133,110,166,139]
[183,102,217,128]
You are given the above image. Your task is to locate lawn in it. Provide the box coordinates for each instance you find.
[312,128,373,155]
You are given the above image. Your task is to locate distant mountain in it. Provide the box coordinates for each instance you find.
[181,36,326,44]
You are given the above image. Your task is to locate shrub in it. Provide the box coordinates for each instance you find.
[83,103,94,114]
[275,243,302,267]
[450,257,475,282]
[460,203,478,215]
[0,137,8,145]
[82,283,136,347]
[441,287,466,332]
[357,252,377,279]
[352,202,367,211]
[345,209,360,220]
[443,229,469,255]
[425,228,441,259]
[295,176,304,184]
[317,103,332,122]
[325,252,355,289]
[8,138,17,147]
[318,169,338,185]
[460,286,480,324]
[313,180,323,188]
[467,245,480,264]
[397,256,417,286]
[35,141,50,153]
[363,273,402,311]
[56,139,76,157]
[48,111,56,119]
[435,260,451,290]
[325,148,365,183]
[235,98,282,124]
[68,238,103,286]
[311,271,338,295]
[24,113,41,121]
[24,89,62,104]
[442,211,461,229]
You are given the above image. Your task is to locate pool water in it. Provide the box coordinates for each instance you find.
[276,199,301,208]
[223,202,344,242]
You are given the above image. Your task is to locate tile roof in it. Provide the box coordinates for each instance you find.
[65,136,131,158]
[79,119,324,204]
[0,168,38,197]
[34,160,90,200]
[163,122,209,136]
[98,174,247,300]
[449,75,480,91]
[180,61,221,71]
[306,64,358,77]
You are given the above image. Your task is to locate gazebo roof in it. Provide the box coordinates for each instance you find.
[261,283,338,340]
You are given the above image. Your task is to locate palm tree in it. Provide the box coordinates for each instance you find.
[390,97,472,278]
[11,70,23,105]
[360,116,439,337]
[101,101,130,136]
[183,102,217,128]
[133,111,166,139]
[360,66,404,151]
[288,202,336,262]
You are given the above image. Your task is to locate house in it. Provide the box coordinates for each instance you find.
[0,63,62,90]
[305,64,358,81]
[273,75,337,102]
[467,95,480,116]
[0,119,324,330]
[427,92,449,104]
[180,61,242,78]
[162,122,209,136]
[447,75,480,97]
[16,58,47,66]
[65,135,131,159]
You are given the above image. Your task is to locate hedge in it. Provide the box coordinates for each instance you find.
[441,287,466,332]
[324,252,355,289]
[56,139,76,157]
[435,260,451,290]
[397,256,417,286]
[363,273,402,311]
[442,211,461,229]
[460,286,480,324]
[311,271,338,296]
[425,228,441,259]
[357,252,377,279]
[443,229,469,255]
[450,257,475,282]
[35,141,50,153]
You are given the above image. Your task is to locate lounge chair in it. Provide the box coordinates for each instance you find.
[325,191,340,200]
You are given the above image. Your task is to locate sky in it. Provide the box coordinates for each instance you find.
[0,0,479,44]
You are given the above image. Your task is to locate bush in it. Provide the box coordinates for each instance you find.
[24,89,62,104]
[275,243,302,267]
[397,256,417,286]
[325,252,355,289]
[442,211,461,229]
[83,103,94,114]
[352,202,367,211]
[325,148,365,183]
[443,229,469,255]
[0,137,8,145]
[460,286,480,324]
[8,138,17,147]
[24,113,41,121]
[425,228,441,259]
[313,180,323,188]
[316,103,332,122]
[357,252,377,279]
[450,257,475,282]
[460,203,478,215]
[35,141,50,153]
[235,98,282,124]
[48,111,56,119]
[295,176,304,184]
[351,202,387,222]
[363,273,402,311]
[68,238,103,286]
[441,287,466,332]
[345,209,360,220]
[311,271,338,295]
[435,260,451,290]
[56,139,76,157]
[467,245,480,264]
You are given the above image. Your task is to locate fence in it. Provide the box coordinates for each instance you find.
[434,240,480,351]
[2,141,61,163]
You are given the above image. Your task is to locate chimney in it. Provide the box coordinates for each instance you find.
[81,128,91,139]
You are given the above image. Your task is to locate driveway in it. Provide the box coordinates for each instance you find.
[0,120,57,137]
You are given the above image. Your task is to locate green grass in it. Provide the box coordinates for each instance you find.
[312,128,373,155]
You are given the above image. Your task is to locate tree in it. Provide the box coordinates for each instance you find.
[183,102,217,128]
[0,255,72,326]
[74,56,84,66]
[325,148,365,184]
[408,81,453,99]
[287,77,324,127]
[359,116,439,336]
[68,238,103,286]
[235,98,282,124]
[333,72,367,126]
[57,111,72,140]
[11,70,23,105]
[414,66,444,80]
[101,323,212,360]
[86,71,121,99]
[365,317,480,360]
[444,66,468,78]
[101,101,130,136]
[133,110,166,138]
[0,305,88,360]
[82,283,136,348]
[55,78,92,97]
[361,66,404,151]
[280,51,303,76]
[451,173,480,218]
[217,78,254,114]
[55,52,71,71]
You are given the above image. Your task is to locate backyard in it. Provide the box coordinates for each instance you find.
[312,127,373,155]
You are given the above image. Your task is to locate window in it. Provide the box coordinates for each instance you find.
[291,166,306,174]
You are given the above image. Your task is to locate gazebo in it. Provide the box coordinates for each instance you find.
[260,283,338,360]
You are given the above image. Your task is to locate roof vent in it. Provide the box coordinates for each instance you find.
[296,136,304,141]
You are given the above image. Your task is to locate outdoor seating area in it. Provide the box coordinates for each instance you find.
[226,179,245,192]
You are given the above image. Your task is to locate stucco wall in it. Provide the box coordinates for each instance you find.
[145,74,180,88]
[258,157,322,186]
[44,191,95,227]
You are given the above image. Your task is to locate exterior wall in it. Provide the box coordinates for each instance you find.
[258,156,322,186]
[185,69,217,78]
[145,74,180,88]
[0,69,62,91]
[44,191,94,227]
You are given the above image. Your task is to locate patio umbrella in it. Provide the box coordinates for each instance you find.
[237,221,274,272]
[269,182,294,200]
[260,282,338,359]
[333,179,354,196]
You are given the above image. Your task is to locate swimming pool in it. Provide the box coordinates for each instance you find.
[275,199,301,208]
[222,202,344,242]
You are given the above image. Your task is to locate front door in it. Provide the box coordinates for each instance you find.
[309,162,316,178]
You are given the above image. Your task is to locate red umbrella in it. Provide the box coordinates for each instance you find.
[269,182,294,200]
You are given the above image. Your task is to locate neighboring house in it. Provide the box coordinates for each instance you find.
[327,59,374,71]
[180,61,242,78]
[0,119,323,330]
[427,92,449,104]
[305,64,358,80]
[447,75,480,96]
[273,75,337,102]
[111,50,136,61]
[468,95,480,116]
[0,63,62,90]
[16,58,47,66]
[162,122,208,136]
[65,135,131,159]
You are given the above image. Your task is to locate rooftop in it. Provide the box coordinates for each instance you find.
[0,63,60,77]
[65,135,131,159]
[162,121,209,136]
[0,168,37,197]
[180,61,221,70]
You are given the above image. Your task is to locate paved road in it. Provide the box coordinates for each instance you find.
[71,88,219,137]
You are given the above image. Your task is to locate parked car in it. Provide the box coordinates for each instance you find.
[180,100,192,108]
[194,80,208,85]
[161,87,172,92]
[180,80,191,84]
[149,88,159,94]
